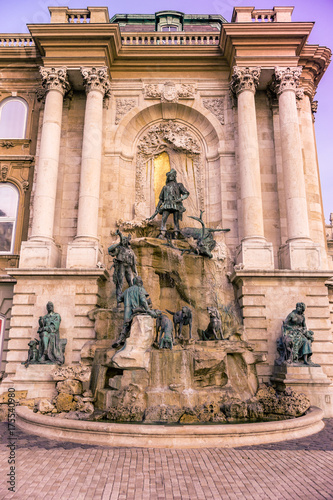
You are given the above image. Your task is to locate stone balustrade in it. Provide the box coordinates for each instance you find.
[251,10,276,22]
[121,33,220,46]
[67,10,90,24]
[0,35,34,47]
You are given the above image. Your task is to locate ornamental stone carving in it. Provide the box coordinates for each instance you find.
[115,98,136,124]
[202,98,225,125]
[81,67,111,97]
[230,67,261,96]
[136,120,203,209]
[272,67,302,95]
[311,100,318,114]
[40,67,71,96]
[144,82,195,102]
[0,164,9,181]
[0,141,14,149]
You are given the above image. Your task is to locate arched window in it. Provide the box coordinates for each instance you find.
[0,97,28,139]
[0,183,19,254]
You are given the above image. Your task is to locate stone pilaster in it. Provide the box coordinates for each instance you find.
[67,67,111,268]
[272,67,321,270]
[230,67,274,270]
[20,67,70,268]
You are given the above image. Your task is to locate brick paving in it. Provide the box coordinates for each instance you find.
[0,420,333,499]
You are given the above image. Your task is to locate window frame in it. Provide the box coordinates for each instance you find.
[0,183,20,255]
[0,96,28,140]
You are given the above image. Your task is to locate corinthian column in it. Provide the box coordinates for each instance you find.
[20,67,70,268]
[66,67,111,268]
[273,67,320,270]
[230,67,274,270]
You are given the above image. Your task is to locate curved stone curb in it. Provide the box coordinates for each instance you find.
[16,406,324,449]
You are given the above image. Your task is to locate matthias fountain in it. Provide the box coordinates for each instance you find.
[16,168,323,447]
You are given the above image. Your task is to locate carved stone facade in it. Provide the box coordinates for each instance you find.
[1,6,333,417]
[144,82,196,102]
[115,98,136,124]
[230,67,261,95]
[202,98,225,124]
[81,66,111,96]
[271,66,302,95]
[40,67,71,95]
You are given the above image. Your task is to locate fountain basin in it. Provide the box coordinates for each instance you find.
[16,406,324,449]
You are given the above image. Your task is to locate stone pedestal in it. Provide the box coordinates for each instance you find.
[236,238,274,270]
[20,239,61,268]
[278,240,321,270]
[112,315,155,370]
[66,240,103,268]
[0,365,56,399]
[271,364,333,417]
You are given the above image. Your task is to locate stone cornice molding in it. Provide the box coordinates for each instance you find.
[40,67,70,96]
[81,67,111,97]
[272,66,302,95]
[229,67,261,96]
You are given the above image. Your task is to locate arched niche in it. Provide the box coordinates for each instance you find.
[135,120,204,222]
[109,102,223,226]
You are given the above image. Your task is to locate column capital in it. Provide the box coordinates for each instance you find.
[272,66,302,95]
[80,66,111,96]
[40,67,71,96]
[230,66,261,96]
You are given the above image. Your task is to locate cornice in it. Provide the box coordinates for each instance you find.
[220,22,314,70]
[27,23,122,69]
[298,44,331,98]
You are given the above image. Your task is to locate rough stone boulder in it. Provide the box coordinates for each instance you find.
[34,398,55,414]
[55,393,77,412]
[52,363,91,383]
[220,400,248,421]
[107,404,145,422]
[56,380,83,395]
[193,402,226,423]
[144,405,184,423]
[256,384,310,417]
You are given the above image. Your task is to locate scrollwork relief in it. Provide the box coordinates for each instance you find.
[115,98,136,124]
[0,141,14,149]
[202,98,225,124]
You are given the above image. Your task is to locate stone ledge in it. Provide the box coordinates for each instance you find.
[16,406,324,449]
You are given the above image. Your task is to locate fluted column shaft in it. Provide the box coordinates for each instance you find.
[274,67,310,241]
[231,66,264,240]
[31,68,70,240]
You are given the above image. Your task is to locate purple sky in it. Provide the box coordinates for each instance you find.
[1,1,332,222]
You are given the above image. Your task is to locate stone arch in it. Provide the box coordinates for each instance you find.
[112,102,223,158]
[101,101,228,230]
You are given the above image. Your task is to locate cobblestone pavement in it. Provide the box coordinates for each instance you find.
[1,420,333,500]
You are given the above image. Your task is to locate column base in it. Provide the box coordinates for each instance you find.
[278,239,321,270]
[66,239,103,268]
[19,239,61,268]
[235,239,274,270]
[271,364,333,418]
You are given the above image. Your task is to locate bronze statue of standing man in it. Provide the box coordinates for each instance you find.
[149,168,189,239]
[108,229,138,306]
